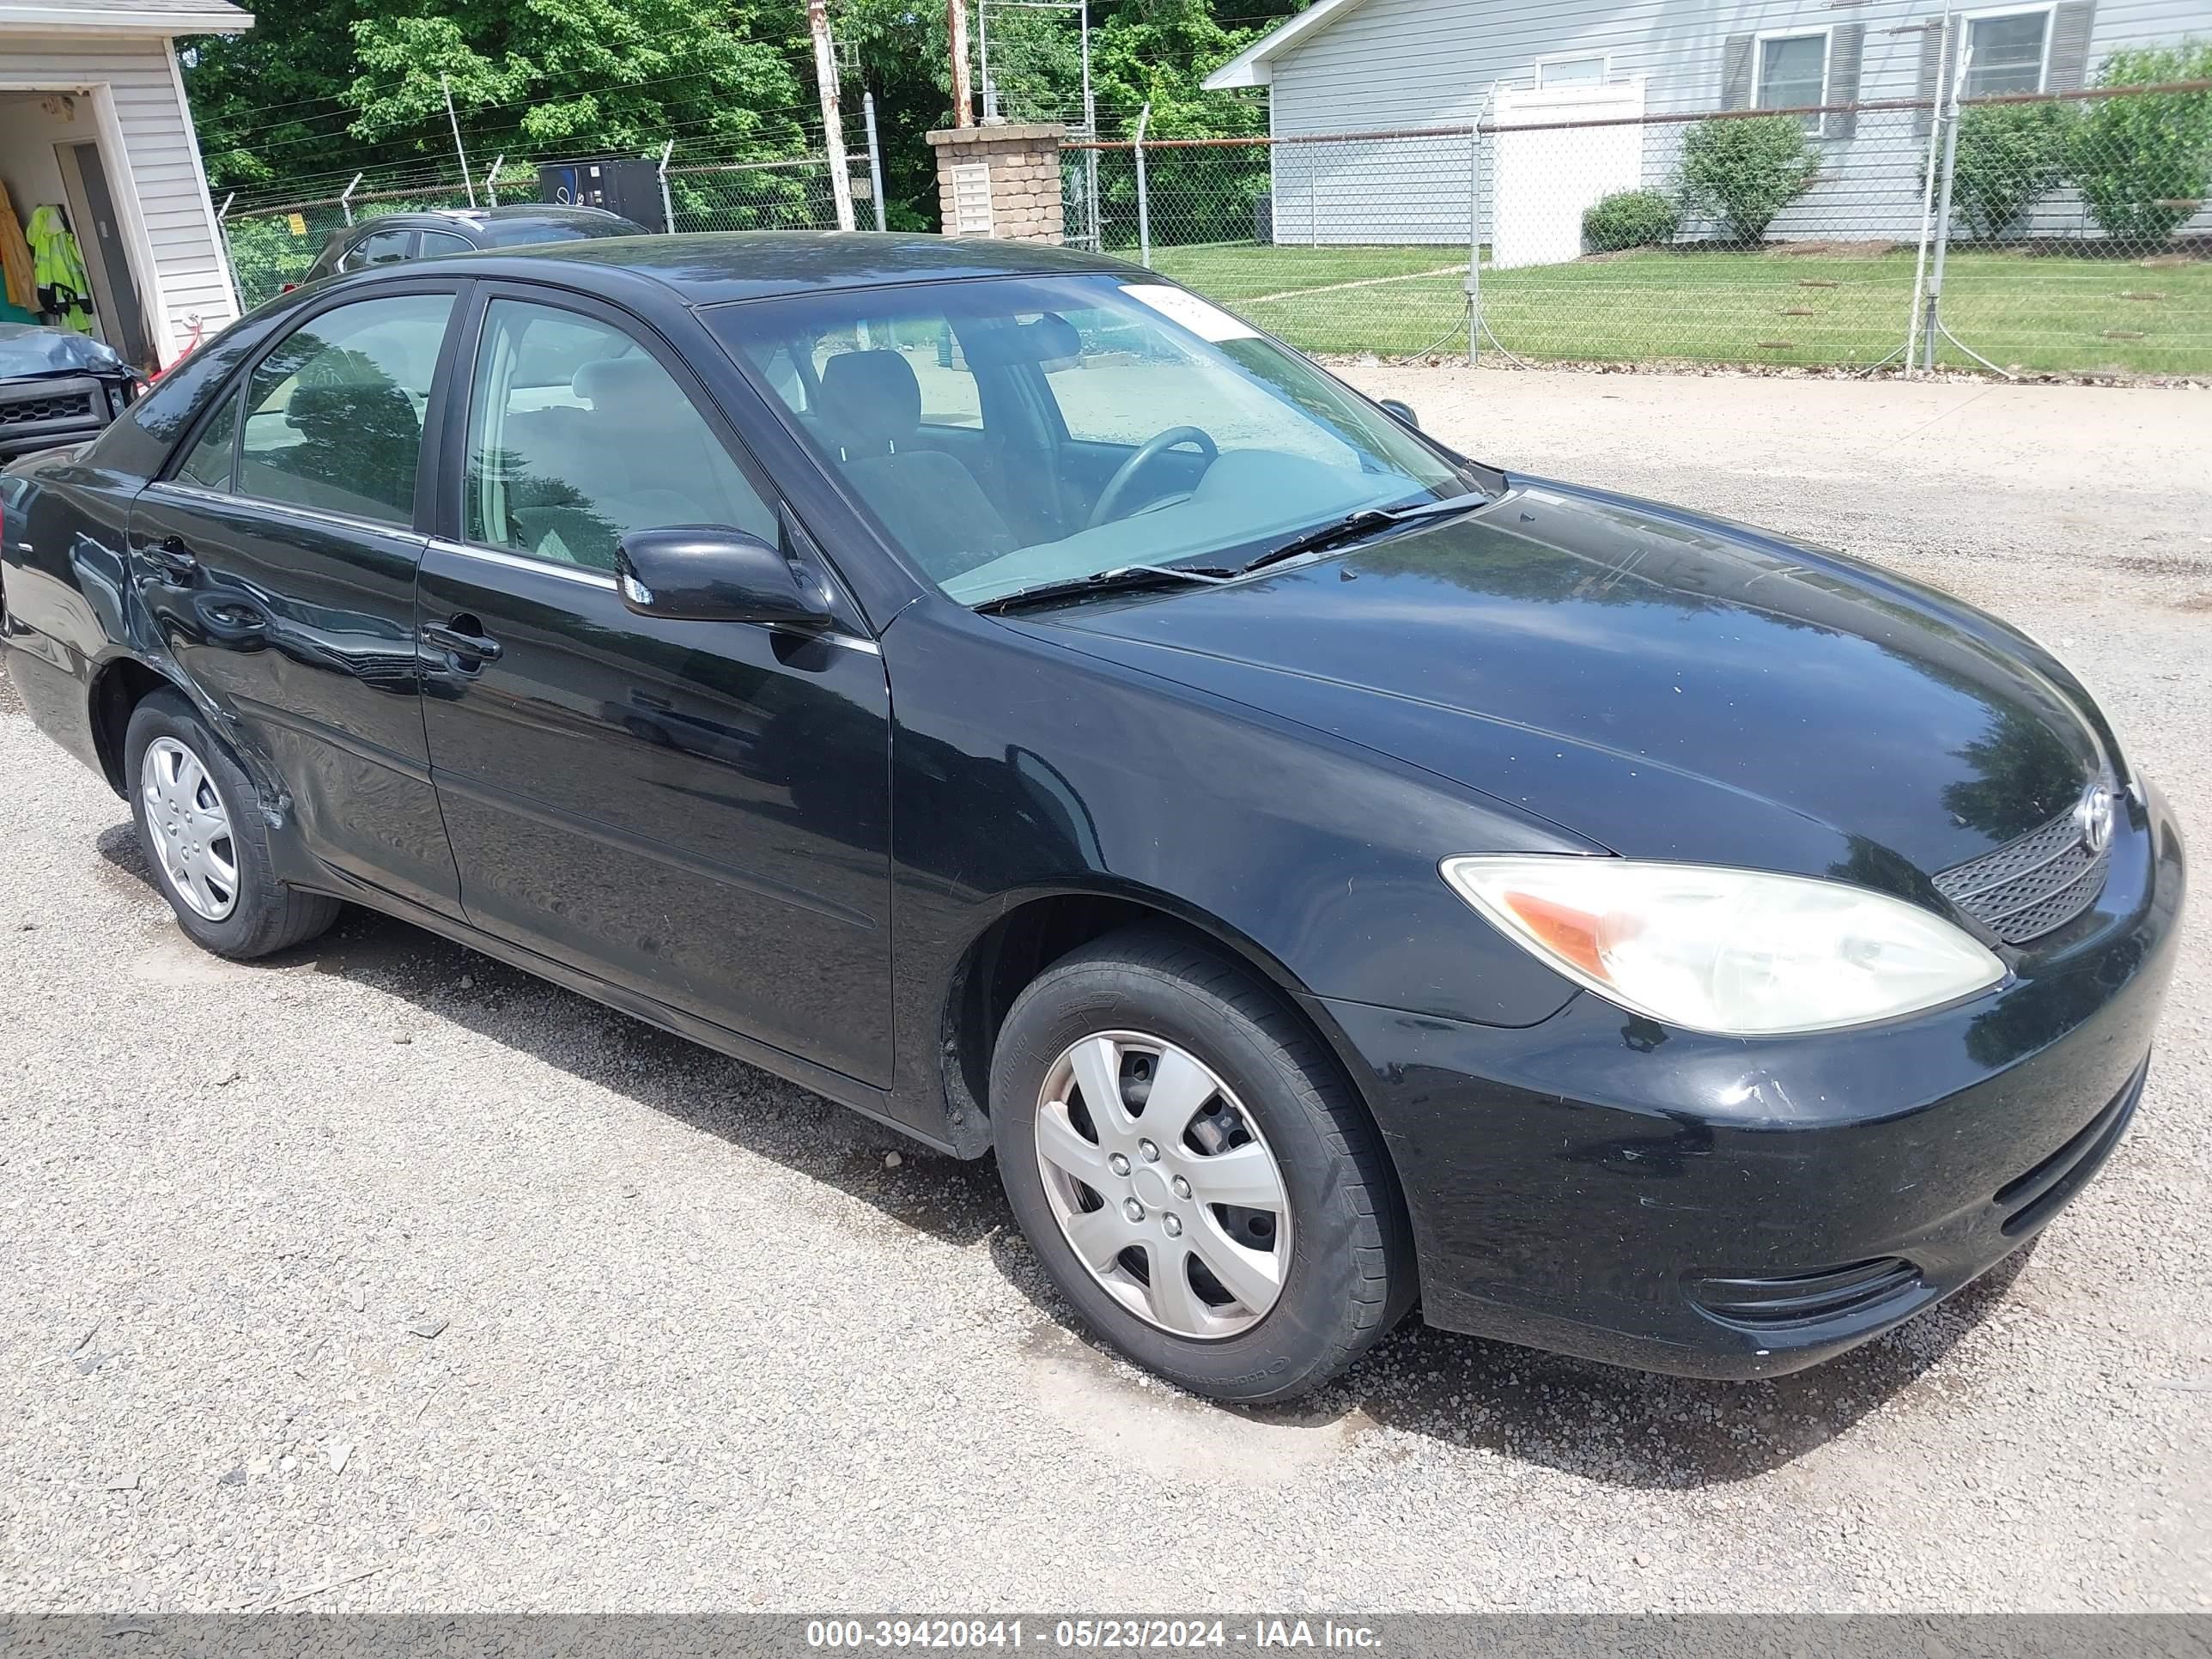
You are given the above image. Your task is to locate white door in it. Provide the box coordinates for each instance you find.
[1492,80,1647,270]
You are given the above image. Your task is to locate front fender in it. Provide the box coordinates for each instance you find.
[881,599,1595,1124]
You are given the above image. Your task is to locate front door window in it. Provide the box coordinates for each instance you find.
[461,299,777,570]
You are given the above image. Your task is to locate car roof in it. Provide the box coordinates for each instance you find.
[342,204,635,239]
[428,230,1133,306]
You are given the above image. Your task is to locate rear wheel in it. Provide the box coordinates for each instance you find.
[991,925,1412,1403]
[125,690,340,958]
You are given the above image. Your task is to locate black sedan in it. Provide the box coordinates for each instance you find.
[0,234,2183,1402]
[299,204,646,285]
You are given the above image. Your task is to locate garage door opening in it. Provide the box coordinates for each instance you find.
[0,90,154,369]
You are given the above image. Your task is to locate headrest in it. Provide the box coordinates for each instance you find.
[961,312,1082,368]
[572,354,666,408]
[817,349,921,453]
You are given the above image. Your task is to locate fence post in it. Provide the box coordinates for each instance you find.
[1080,0,1100,251]
[1922,32,1970,372]
[1133,101,1152,268]
[339,171,362,227]
[483,153,504,207]
[863,92,889,232]
[1309,144,1320,248]
[441,74,477,207]
[1465,118,1481,367]
[658,139,677,234]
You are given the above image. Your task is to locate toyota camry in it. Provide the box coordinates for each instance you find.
[0,233,2183,1402]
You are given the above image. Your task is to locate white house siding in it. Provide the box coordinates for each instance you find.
[3,31,235,357]
[1257,0,2212,246]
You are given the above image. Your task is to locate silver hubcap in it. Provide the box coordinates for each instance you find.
[140,736,239,921]
[1034,1030,1291,1340]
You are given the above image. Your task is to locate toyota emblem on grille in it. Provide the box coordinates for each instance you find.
[2075,782,2115,855]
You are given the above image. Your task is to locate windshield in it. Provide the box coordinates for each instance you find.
[703,275,1480,606]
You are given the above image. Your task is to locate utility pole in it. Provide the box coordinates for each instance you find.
[441,72,476,207]
[947,0,974,127]
[809,0,857,230]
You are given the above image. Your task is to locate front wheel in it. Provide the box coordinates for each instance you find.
[991,926,1413,1403]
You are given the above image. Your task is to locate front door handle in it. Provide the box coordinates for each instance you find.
[145,537,198,579]
[422,617,504,664]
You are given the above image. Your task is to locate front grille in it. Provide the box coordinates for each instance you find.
[0,391,94,427]
[1994,1059,2146,1237]
[1932,778,2112,945]
[1691,1256,1923,1331]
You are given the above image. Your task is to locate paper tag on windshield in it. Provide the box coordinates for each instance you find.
[1121,283,1261,343]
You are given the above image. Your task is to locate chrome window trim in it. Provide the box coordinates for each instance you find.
[142,479,416,539]
[427,536,617,590]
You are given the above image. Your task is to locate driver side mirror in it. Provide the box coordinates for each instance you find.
[1377,398,1420,430]
[614,526,834,627]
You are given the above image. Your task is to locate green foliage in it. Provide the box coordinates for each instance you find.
[2063,42,2212,246]
[1581,189,1680,252]
[183,0,1303,233]
[1676,115,1820,244]
[344,0,807,158]
[221,210,325,304]
[1941,102,2076,240]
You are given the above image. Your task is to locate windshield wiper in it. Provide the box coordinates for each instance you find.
[975,562,1237,616]
[1237,492,1496,577]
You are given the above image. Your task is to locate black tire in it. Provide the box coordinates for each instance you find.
[125,689,341,959]
[991,924,1413,1404]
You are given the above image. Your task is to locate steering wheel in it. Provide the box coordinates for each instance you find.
[1086,426,1218,530]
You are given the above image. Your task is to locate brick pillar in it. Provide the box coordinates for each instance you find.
[927,123,1066,242]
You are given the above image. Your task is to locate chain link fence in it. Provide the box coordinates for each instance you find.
[220,131,880,310]
[1069,76,2212,377]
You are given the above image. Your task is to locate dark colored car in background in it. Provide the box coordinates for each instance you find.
[298,204,646,285]
[0,234,2184,1403]
[0,324,140,461]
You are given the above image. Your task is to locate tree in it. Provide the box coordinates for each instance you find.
[344,0,807,163]
[181,0,1305,229]
[1677,115,1820,244]
[1943,102,2075,241]
[183,0,810,199]
[2063,41,2212,246]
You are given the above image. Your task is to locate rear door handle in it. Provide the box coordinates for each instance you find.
[422,617,504,664]
[145,537,198,579]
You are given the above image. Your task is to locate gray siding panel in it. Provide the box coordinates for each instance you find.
[1259,0,2212,246]
[1,32,236,354]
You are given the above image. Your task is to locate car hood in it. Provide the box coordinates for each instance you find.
[1024,478,2105,884]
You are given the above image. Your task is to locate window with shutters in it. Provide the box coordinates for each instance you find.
[1756,32,1830,132]
[1964,8,2054,95]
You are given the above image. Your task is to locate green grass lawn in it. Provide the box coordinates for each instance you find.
[1143,242,2212,374]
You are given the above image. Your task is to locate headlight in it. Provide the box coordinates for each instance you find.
[1440,855,2006,1036]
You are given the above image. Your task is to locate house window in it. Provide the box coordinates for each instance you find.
[1538,56,1607,88]
[1965,9,2051,95]
[1757,32,1829,130]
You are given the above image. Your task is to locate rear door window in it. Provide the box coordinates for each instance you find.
[235,291,456,526]
[172,386,242,492]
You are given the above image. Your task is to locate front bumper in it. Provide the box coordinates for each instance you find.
[1317,781,2185,1379]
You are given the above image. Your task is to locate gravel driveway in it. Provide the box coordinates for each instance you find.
[2,371,2206,1613]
